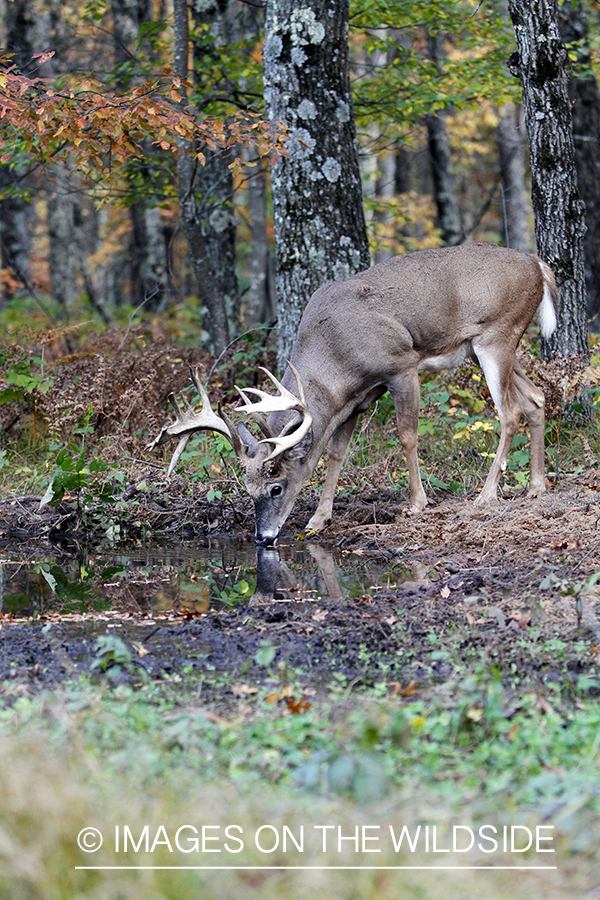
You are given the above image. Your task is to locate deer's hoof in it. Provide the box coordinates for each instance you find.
[305,516,330,534]
[526,483,546,499]
[473,491,497,507]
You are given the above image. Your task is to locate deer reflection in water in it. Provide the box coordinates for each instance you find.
[251,544,344,605]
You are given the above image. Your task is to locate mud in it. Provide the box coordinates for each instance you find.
[1,469,600,705]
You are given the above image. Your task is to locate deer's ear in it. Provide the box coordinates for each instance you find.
[236,421,260,457]
[283,426,313,461]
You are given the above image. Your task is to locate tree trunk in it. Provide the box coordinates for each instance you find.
[0,167,32,305]
[559,0,600,331]
[0,0,38,304]
[46,161,77,313]
[496,102,530,252]
[426,31,463,246]
[173,0,229,355]
[263,0,370,371]
[245,155,276,326]
[507,0,588,361]
[190,0,245,338]
[111,0,170,313]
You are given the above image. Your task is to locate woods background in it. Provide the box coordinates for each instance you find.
[0,0,598,396]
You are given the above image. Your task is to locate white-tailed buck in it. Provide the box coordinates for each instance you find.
[149,243,557,544]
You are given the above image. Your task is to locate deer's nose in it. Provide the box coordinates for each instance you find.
[255,531,277,546]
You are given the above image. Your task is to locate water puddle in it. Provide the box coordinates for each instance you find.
[0,538,432,618]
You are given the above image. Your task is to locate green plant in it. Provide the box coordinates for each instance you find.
[91,634,148,682]
[0,352,53,405]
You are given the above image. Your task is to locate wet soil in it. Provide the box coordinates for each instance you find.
[1,468,600,705]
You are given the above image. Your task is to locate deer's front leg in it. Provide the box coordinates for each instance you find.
[306,413,359,532]
[390,369,427,514]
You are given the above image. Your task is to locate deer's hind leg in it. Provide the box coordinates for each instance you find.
[513,361,547,497]
[472,343,522,505]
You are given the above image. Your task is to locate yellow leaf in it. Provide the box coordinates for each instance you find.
[265,686,294,703]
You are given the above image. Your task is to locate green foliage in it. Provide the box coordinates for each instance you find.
[0,351,52,405]
[351,0,517,129]
[39,413,110,508]
[37,562,113,615]
[91,634,148,682]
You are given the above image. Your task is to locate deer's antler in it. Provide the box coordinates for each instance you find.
[147,367,246,475]
[235,363,313,461]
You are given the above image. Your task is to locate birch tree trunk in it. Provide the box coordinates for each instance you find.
[507,0,588,361]
[263,0,370,371]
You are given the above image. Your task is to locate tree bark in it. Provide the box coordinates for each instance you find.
[507,0,588,361]
[426,32,463,246]
[559,0,600,331]
[496,102,530,252]
[190,0,243,338]
[111,0,170,313]
[0,166,32,305]
[173,0,229,355]
[245,155,276,325]
[263,0,370,371]
[46,161,77,313]
[0,0,38,304]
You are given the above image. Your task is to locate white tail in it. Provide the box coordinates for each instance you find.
[151,243,558,544]
[538,261,558,339]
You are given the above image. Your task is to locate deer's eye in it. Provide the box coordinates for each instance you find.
[270,484,284,498]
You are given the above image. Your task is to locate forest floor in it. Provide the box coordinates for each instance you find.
[1,466,599,705]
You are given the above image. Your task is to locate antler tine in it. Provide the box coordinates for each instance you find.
[260,413,313,462]
[232,362,313,462]
[165,434,192,477]
[235,386,272,438]
[234,363,308,416]
[147,367,246,470]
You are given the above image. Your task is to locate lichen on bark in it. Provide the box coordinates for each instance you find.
[264,0,370,371]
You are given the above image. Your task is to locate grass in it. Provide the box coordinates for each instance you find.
[1,315,600,898]
[0,655,600,899]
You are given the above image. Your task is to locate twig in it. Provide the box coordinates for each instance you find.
[207,321,277,381]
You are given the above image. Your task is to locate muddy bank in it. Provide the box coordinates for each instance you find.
[1,468,599,704]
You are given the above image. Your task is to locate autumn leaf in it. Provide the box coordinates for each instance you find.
[286,695,312,714]
[265,686,294,703]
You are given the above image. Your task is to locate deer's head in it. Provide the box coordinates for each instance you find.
[148,365,313,544]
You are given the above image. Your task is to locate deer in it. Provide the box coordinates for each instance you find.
[149,243,558,545]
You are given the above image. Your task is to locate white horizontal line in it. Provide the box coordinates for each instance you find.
[75,865,558,871]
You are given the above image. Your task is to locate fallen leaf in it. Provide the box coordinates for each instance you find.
[507,722,521,741]
[388,680,419,697]
[232,684,259,696]
[508,611,531,628]
[265,686,294,703]
[286,695,312,714]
